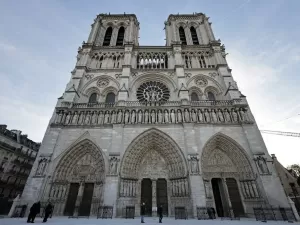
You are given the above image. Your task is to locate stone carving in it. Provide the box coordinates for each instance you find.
[98,111,104,124]
[188,154,199,174]
[84,74,94,80]
[177,110,182,123]
[151,110,156,123]
[104,111,110,124]
[85,112,91,124]
[164,110,169,123]
[184,109,190,122]
[36,158,48,176]
[211,109,217,123]
[157,110,163,123]
[131,110,136,124]
[144,110,149,123]
[138,110,143,123]
[115,73,122,79]
[256,156,270,174]
[124,110,130,124]
[240,180,260,199]
[131,72,138,77]
[204,109,210,122]
[170,110,176,123]
[203,180,212,198]
[109,156,120,175]
[111,111,116,124]
[231,109,238,122]
[209,72,218,78]
[137,81,170,103]
[195,77,208,87]
[97,78,109,88]
[185,73,192,78]
[117,110,123,123]
[91,111,97,124]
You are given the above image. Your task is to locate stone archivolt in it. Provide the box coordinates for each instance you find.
[201,133,254,180]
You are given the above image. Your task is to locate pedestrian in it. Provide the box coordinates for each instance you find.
[141,202,146,223]
[43,202,53,223]
[27,201,41,223]
[157,205,163,223]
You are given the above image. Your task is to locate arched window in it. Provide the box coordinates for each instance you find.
[179,27,187,45]
[103,27,113,46]
[105,92,115,104]
[116,26,125,46]
[191,92,199,101]
[207,92,216,101]
[190,26,199,45]
[88,93,97,103]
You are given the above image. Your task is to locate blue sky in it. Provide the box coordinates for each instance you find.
[0,0,300,166]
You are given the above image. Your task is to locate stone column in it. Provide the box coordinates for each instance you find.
[152,179,157,216]
[222,178,232,217]
[88,18,100,43]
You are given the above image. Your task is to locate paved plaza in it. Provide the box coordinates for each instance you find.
[0,217,294,225]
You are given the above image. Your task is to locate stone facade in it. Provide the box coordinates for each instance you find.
[0,125,40,214]
[20,13,290,218]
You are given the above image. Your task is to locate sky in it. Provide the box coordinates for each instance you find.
[0,0,300,167]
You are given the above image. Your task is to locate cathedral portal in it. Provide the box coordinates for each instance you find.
[117,129,191,217]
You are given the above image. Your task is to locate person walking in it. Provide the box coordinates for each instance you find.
[43,202,53,223]
[157,205,163,223]
[27,201,41,223]
[141,202,146,223]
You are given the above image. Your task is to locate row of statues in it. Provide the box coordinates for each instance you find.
[54,107,251,125]
[240,180,260,199]
[120,179,137,197]
[171,178,189,197]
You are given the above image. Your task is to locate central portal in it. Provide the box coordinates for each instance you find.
[141,179,152,216]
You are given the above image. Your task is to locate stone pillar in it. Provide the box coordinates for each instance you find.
[88,18,100,43]
[222,178,232,216]
[152,179,157,216]
[8,195,20,217]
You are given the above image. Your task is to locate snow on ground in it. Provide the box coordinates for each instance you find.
[0,217,293,225]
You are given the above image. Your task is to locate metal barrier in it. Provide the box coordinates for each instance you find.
[97,206,113,219]
[123,206,135,219]
[175,207,187,220]
[196,207,210,220]
[12,205,27,218]
[221,208,240,220]
[253,206,296,222]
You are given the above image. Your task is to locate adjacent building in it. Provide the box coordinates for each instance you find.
[0,125,40,214]
[20,13,291,218]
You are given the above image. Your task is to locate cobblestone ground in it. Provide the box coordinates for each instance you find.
[0,217,291,225]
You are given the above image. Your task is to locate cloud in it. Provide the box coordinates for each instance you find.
[0,41,17,54]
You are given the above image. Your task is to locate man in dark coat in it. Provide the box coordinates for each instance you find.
[141,202,146,223]
[27,201,41,223]
[157,205,163,223]
[43,202,53,223]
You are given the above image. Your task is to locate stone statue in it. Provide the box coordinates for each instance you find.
[224,109,231,122]
[97,111,104,124]
[231,109,238,122]
[257,156,269,174]
[184,109,190,122]
[124,110,130,124]
[111,111,116,124]
[170,110,175,123]
[110,157,118,175]
[157,110,163,123]
[65,112,71,124]
[177,110,182,123]
[36,158,47,176]
[164,110,169,123]
[151,110,156,123]
[85,111,91,124]
[131,110,136,124]
[91,111,97,124]
[104,111,110,124]
[190,156,199,174]
[71,112,78,124]
[117,110,123,123]
[55,111,61,124]
[218,109,224,122]
[211,109,217,122]
[197,109,203,122]
[204,109,210,122]
[191,109,197,122]
[144,110,149,123]
[78,112,84,124]
[138,110,143,123]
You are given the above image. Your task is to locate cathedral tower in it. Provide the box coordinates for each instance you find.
[20,13,290,219]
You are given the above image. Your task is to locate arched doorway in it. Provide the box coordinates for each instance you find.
[201,133,257,218]
[47,139,105,216]
[118,128,191,217]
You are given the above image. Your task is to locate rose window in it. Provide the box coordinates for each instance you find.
[136,81,170,103]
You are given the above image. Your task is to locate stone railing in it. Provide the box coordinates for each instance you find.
[52,100,252,126]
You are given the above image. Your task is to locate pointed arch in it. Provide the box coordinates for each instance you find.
[190,26,199,45]
[103,27,112,46]
[116,26,125,46]
[201,132,254,179]
[120,128,188,179]
[179,26,187,45]
[53,139,106,183]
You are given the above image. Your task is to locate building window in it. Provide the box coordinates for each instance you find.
[190,26,199,45]
[179,27,187,45]
[103,27,113,46]
[191,92,199,101]
[88,93,97,103]
[105,92,116,104]
[207,92,216,101]
[116,26,125,46]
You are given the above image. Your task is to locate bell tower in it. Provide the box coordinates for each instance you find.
[87,13,139,46]
[165,13,215,46]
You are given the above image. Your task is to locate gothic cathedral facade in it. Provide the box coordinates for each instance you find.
[21,13,289,218]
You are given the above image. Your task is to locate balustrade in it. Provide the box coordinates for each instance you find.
[135,48,170,69]
[53,101,252,126]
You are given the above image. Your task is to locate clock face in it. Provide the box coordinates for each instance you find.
[137,81,170,103]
